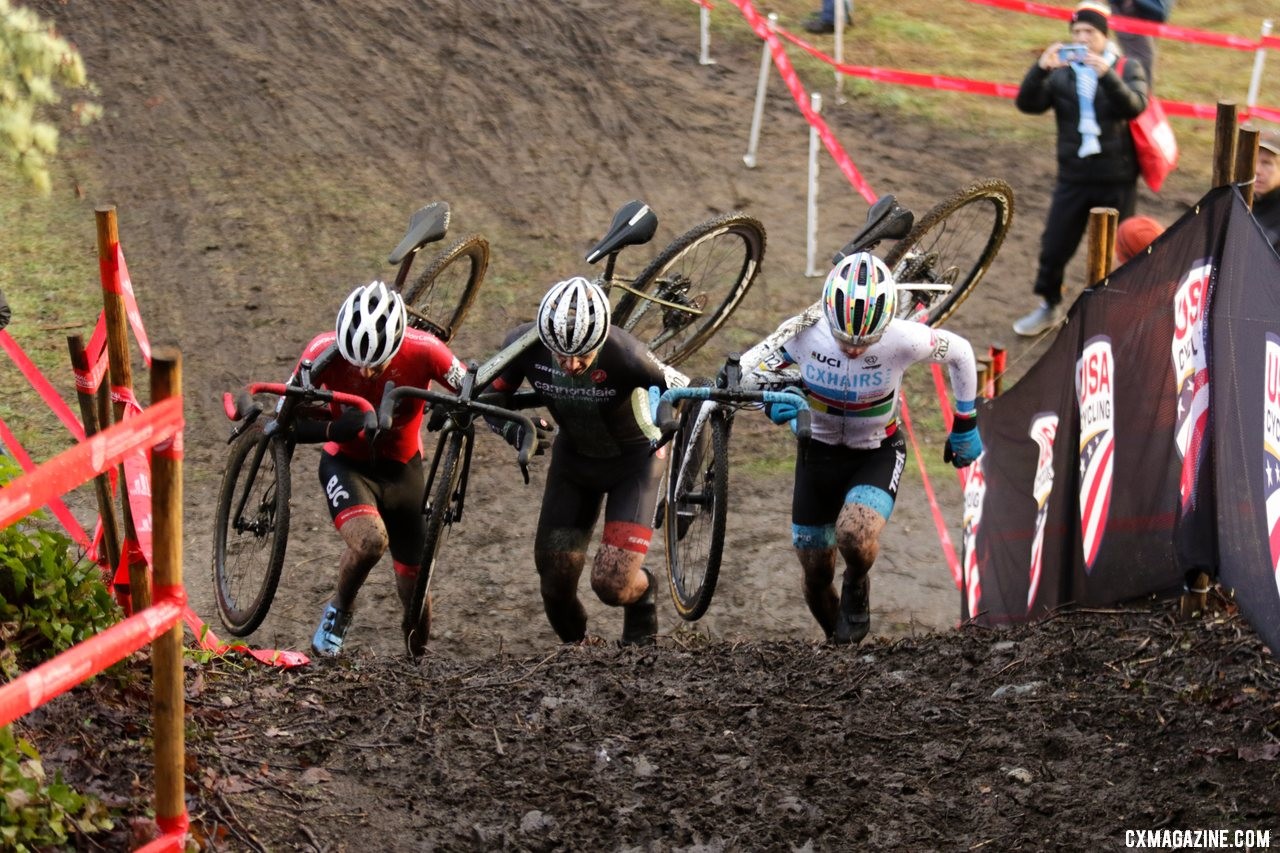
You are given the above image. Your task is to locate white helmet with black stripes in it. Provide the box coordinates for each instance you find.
[536,276,611,357]
[335,280,408,369]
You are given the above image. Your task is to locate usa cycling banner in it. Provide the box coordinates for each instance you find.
[1207,193,1280,657]
[964,187,1242,631]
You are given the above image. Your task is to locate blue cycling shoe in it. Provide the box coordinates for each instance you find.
[311,603,353,657]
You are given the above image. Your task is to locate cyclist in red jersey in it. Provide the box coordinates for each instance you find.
[486,277,688,646]
[288,281,465,658]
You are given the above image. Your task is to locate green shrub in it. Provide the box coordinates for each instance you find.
[0,726,113,850]
[0,457,120,847]
[0,456,121,679]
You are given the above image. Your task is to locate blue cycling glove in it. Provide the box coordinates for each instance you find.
[944,411,983,468]
[767,386,807,426]
[648,386,662,422]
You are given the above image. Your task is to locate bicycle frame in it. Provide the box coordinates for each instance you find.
[378,364,540,524]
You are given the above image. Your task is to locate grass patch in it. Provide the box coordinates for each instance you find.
[0,156,103,461]
[663,0,1278,186]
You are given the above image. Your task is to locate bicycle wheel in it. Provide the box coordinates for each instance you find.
[212,430,292,636]
[614,213,765,367]
[882,178,1014,328]
[401,233,489,343]
[404,428,465,655]
[664,404,730,621]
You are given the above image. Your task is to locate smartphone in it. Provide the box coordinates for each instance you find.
[1058,44,1088,63]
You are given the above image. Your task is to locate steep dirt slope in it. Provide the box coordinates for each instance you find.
[25,0,1204,651]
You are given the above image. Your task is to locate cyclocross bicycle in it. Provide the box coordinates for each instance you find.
[837,178,1014,328]
[653,355,812,621]
[212,349,377,636]
[385,200,489,345]
[212,202,488,637]
[652,178,1014,621]
[584,199,766,367]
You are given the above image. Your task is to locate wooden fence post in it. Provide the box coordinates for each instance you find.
[149,350,185,840]
[95,205,150,611]
[1212,101,1239,189]
[66,335,121,581]
[1086,207,1118,288]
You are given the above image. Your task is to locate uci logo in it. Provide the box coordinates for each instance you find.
[325,475,350,508]
[813,351,842,367]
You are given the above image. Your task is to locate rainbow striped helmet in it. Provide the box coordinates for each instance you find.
[821,252,896,346]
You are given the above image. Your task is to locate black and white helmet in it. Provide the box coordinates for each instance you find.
[335,280,408,369]
[536,276,610,357]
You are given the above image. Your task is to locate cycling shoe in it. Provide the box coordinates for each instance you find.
[833,573,870,646]
[621,569,658,646]
[311,603,353,657]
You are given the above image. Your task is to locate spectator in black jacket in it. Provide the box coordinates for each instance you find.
[0,288,10,332]
[1113,0,1168,88]
[1251,128,1280,252]
[1013,1,1149,337]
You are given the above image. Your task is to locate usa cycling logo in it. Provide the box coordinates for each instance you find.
[1264,333,1280,582]
[1076,336,1114,573]
[1171,261,1211,513]
[1027,413,1059,613]
[961,457,986,619]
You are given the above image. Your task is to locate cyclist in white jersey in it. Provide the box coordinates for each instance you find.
[735,252,982,644]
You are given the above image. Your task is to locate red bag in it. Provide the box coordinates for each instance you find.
[1130,95,1178,191]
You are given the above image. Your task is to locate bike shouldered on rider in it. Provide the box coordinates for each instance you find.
[284,280,468,658]
[735,253,981,645]
[483,276,689,647]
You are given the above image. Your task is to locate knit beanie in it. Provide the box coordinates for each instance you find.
[1071,1,1110,35]
[1115,216,1165,264]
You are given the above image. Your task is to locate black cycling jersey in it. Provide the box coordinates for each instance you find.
[489,323,682,459]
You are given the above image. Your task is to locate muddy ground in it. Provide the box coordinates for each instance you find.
[9,0,1278,849]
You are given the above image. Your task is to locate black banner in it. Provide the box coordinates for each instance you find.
[964,188,1239,629]
[1209,190,1280,656]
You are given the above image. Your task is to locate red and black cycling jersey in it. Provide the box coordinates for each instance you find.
[292,328,466,464]
[488,323,686,459]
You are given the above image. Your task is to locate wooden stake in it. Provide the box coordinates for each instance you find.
[66,335,121,577]
[96,206,150,611]
[1212,102,1239,189]
[1086,207,1118,288]
[149,349,185,838]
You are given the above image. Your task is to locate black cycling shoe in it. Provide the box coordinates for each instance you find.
[621,569,658,646]
[833,573,870,646]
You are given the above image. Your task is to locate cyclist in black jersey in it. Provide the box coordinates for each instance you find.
[486,277,688,646]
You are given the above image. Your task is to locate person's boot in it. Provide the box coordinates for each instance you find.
[832,572,870,646]
[311,602,353,657]
[621,569,658,646]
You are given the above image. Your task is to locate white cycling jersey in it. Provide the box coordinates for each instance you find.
[738,306,978,450]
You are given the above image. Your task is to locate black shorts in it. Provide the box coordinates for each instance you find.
[534,441,663,554]
[791,433,908,528]
[317,452,425,565]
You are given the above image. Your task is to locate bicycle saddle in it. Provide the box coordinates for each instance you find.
[387,201,451,265]
[585,200,658,264]
[831,194,915,266]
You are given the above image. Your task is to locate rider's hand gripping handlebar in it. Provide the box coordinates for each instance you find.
[379,380,540,484]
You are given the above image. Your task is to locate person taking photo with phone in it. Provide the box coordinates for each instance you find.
[1011,0,1148,337]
